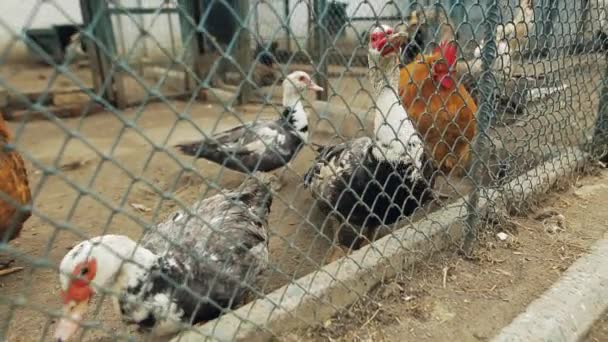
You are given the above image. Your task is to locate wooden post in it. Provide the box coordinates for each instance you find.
[236,0,253,105]
[313,0,328,101]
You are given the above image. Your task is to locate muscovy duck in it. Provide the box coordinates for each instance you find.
[303,25,436,261]
[176,71,322,189]
[54,175,272,341]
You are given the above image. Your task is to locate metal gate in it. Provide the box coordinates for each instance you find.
[79,0,203,108]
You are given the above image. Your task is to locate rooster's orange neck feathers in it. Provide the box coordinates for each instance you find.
[0,117,11,143]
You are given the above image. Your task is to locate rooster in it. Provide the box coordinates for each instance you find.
[253,40,280,87]
[0,114,32,269]
[399,40,478,177]
[254,40,278,67]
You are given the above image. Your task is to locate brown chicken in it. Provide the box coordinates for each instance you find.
[0,115,31,245]
[399,41,477,176]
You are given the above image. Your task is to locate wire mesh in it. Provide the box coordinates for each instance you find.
[0,0,606,340]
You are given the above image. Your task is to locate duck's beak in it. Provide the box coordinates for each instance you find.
[54,300,89,342]
[308,80,324,92]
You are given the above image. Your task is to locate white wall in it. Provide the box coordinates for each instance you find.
[111,12,184,63]
[111,0,184,63]
[3,0,597,65]
[0,0,404,64]
[253,0,402,51]
[0,0,82,62]
[0,0,179,63]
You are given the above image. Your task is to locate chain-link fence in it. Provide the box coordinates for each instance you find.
[0,0,607,340]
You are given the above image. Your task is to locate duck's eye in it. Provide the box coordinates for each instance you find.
[80,267,89,276]
[299,76,306,82]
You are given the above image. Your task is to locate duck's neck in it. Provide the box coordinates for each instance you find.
[368,55,401,97]
[282,89,309,141]
[0,122,11,143]
[92,236,158,293]
[368,56,419,162]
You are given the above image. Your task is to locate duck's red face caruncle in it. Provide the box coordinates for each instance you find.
[370,26,395,56]
[369,24,410,58]
[55,259,97,342]
[61,259,97,303]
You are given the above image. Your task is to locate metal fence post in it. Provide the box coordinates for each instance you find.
[534,0,557,58]
[576,0,590,48]
[284,0,291,53]
[591,53,608,161]
[450,0,465,26]
[236,0,253,104]
[177,0,202,92]
[313,0,329,101]
[80,0,125,108]
[462,1,499,255]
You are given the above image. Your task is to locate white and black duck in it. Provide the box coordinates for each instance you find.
[54,176,272,341]
[303,25,435,259]
[176,71,323,176]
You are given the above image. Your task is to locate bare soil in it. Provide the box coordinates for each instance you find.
[279,170,608,342]
[0,63,93,95]
[585,310,608,342]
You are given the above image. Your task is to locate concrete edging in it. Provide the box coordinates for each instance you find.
[491,235,608,342]
[171,148,587,342]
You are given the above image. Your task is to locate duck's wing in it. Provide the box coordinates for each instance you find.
[303,137,373,197]
[127,176,272,329]
[176,120,296,172]
[142,175,272,259]
[176,121,260,155]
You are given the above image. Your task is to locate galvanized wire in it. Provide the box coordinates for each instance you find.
[0,0,606,341]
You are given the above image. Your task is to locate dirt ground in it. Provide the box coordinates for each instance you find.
[276,169,608,342]
[585,310,608,342]
[0,63,93,95]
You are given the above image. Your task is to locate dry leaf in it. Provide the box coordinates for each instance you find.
[130,203,151,212]
[59,159,91,171]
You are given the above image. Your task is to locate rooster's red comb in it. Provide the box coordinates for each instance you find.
[434,41,457,67]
